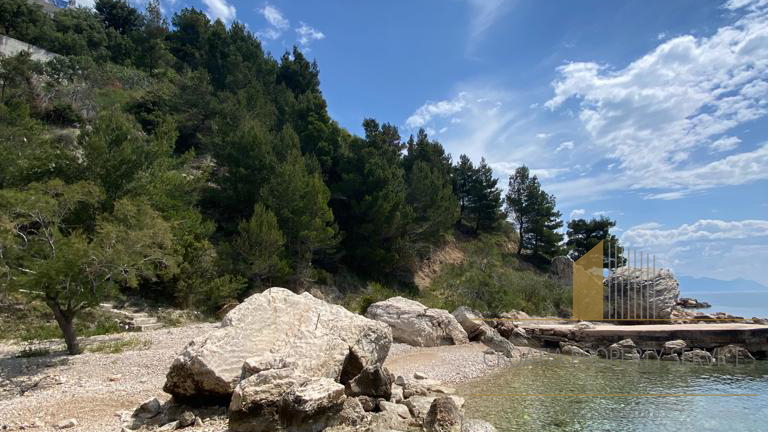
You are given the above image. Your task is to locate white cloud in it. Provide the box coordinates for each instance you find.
[709,136,742,152]
[203,0,236,23]
[545,1,768,199]
[556,140,574,152]
[466,0,514,49]
[406,93,468,129]
[569,208,586,219]
[261,4,288,30]
[296,22,325,49]
[622,219,768,247]
[257,4,289,40]
[536,132,551,139]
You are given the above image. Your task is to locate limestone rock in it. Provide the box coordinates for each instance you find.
[336,397,367,427]
[404,396,464,424]
[462,419,497,432]
[642,351,659,360]
[603,339,640,360]
[549,256,574,287]
[379,401,412,420]
[452,307,515,357]
[424,397,463,432]
[682,349,713,364]
[663,340,686,355]
[178,411,195,427]
[713,345,755,363]
[347,364,394,399]
[366,297,468,347]
[574,321,595,330]
[280,377,347,432]
[452,307,492,341]
[414,372,428,380]
[660,354,679,362]
[356,396,377,412]
[134,397,161,419]
[560,343,590,357]
[603,268,680,319]
[157,421,179,431]
[164,288,392,400]
[56,419,77,429]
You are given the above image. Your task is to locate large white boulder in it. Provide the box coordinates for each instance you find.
[163,287,392,400]
[365,297,469,347]
[604,267,680,319]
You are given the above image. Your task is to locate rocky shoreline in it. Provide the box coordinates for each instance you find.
[1,284,766,432]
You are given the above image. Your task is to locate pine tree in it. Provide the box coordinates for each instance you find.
[333,119,412,274]
[263,148,337,278]
[566,216,624,267]
[505,166,563,257]
[228,203,290,286]
[404,129,459,245]
[466,158,503,233]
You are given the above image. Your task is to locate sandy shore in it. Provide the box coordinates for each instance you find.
[0,325,511,432]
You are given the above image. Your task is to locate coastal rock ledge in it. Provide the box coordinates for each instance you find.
[163,287,392,401]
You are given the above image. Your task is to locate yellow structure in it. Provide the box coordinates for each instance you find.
[573,240,604,320]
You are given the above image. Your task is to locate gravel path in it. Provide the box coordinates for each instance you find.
[0,327,518,431]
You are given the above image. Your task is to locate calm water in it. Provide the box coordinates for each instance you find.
[456,357,768,431]
[683,290,768,319]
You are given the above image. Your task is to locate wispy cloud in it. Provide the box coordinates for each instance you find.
[556,141,574,152]
[257,3,289,40]
[296,22,325,50]
[203,0,236,23]
[622,219,768,247]
[466,0,514,52]
[542,0,768,201]
[406,92,468,129]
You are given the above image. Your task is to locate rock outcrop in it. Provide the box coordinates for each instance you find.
[424,397,462,432]
[549,256,573,287]
[452,307,516,357]
[365,297,469,347]
[603,268,680,319]
[164,288,392,401]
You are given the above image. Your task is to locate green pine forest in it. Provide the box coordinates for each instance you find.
[0,0,622,354]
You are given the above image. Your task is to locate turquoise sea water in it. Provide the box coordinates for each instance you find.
[456,357,768,431]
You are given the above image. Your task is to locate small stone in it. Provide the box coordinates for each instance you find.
[178,411,195,427]
[395,375,407,386]
[56,419,77,429]
[194,417,203,427]
[157,420,179,431]
[414,372,428,380]
[134,397,162,419]
[109,375,122,382]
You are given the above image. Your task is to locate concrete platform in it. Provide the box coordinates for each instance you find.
[521,322,768,357]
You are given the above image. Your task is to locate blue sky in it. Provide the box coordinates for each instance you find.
[125,0,768,286]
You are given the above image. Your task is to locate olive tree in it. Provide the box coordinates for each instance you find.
[0,180,177,354]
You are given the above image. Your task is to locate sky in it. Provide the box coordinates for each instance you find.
[121,0,768,286]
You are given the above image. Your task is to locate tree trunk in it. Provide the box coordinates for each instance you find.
[517,226,524,255]
[48,301,81,355]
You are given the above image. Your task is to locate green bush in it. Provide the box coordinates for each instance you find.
[421,232,572,317]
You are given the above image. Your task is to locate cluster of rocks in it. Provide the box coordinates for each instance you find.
[668,308,767,324]
[364,297,535,355]
[124,288,498,432]
[556,338,757,364]
[676,297,711,309]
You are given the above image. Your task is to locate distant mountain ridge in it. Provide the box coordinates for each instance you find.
[679,275,768,294]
